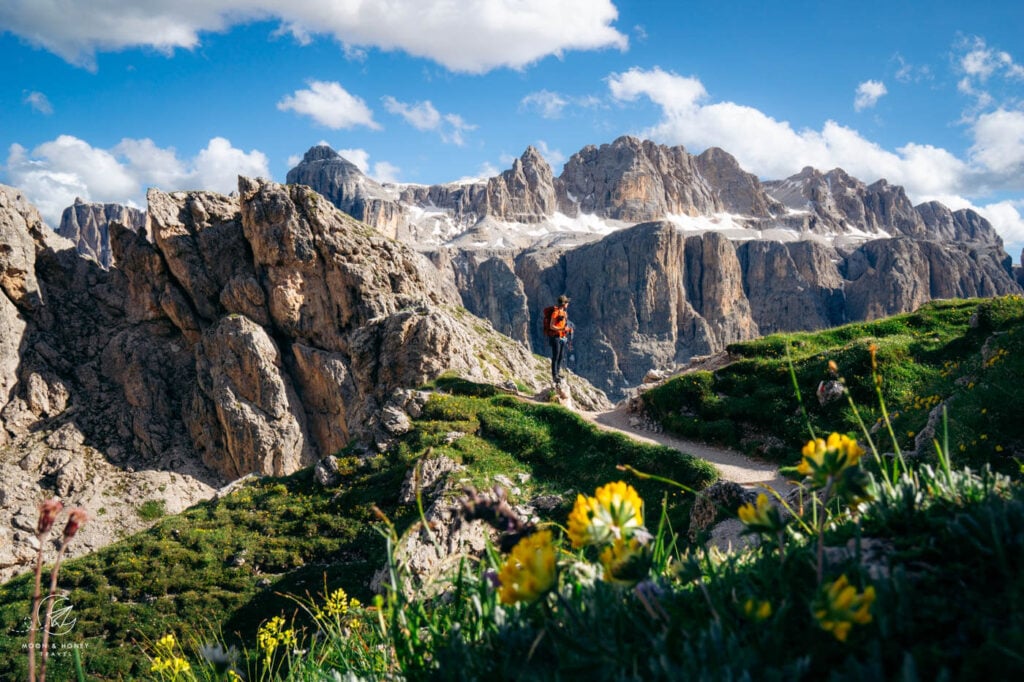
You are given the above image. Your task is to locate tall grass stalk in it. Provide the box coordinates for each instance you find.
[785,341,816,441]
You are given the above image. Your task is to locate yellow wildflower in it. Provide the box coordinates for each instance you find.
[567,481,644,548]
[151,656,191,676]
[257,615,297,661]
[315,587,353,620]
[814,574,876,642]
[498,530,557,604]
[743,598,772,622]
[737,493,784,533]
[598,537,651,586]
[798,433,865,477]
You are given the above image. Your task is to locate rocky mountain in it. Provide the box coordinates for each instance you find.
[281,136,1020,398]
[30,136,1021,404]
[57,198,146,268]
[0,180,609,580]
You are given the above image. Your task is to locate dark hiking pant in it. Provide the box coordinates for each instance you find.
[549,336,567,383]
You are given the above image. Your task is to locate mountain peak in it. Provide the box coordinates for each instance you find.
[302,144,342,164]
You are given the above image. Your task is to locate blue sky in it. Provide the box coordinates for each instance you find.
[2,1,1023,259]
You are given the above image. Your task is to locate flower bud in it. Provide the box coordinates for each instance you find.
[62,508,88,541]
[37,498,63,536]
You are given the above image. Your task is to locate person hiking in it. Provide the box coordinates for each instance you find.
[543,295,571,385]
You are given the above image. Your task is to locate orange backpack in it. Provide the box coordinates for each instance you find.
[543,305,568,337]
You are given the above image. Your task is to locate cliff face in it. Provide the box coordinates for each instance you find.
[285,145,407,240]
[458,221,1022,400]
[57,198,146,268]
[0,180,612,578]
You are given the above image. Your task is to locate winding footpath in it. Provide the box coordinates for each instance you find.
[581,402,794,494]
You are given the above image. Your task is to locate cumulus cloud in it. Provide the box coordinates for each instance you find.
[0,0,626,73]
[382,96,475,145]
[954,36,1024,112]
[521,90,569,118]
[382,97,441,130]
[520,90,603,119]
[969,108,1024,176]
[605,66,1024,251]
[23,91,53,114]
[854,80,887,112]
[981,200,1024,256]
[336,148,401,183]
[278,81,380,130]
[4,135,270,226]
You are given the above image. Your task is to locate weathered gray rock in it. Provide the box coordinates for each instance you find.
[190,315,312,478]
[285,145,406,240]
[1,177,615,580]
[57,198,145,268]
[559,136,723,221]
[0,185,44,310]
[738,239,845,334]
[688,481,757,541]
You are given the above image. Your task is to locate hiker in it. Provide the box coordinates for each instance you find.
[543,295,572,385]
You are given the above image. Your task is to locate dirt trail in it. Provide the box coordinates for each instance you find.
[580,402,794,493]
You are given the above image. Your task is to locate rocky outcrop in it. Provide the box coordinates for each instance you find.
[694,147,784,218]
[737,240,846,334]
[57,198,145,268]
[4,178,610,476]
[916,201,1004,245]
[558,137,724,221]
[285,145,406,240]
[842,238,1015,320]
[472,221,1022,400]
[0,179,613,579]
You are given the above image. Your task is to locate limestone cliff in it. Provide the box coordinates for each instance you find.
[285,145,406,240]
[57,198,145,268]
[490,222,1022,400]
[0,180,611,579]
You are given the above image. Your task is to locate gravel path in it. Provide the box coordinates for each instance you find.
[582,403,794,493]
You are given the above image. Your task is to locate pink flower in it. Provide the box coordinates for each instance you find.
[37,499,63,536]
[62,508,88,541]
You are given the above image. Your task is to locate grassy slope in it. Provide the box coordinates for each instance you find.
[0,386,716,679]
[643,296,1024,471]
[3,295,1021,679]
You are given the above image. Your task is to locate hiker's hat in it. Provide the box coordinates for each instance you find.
[557,295,570,305]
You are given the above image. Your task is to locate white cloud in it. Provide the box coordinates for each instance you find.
[854,80,887,112]
[278,81,380,130]
[382,96,475,145]
[0,0,626,74]
[605,65,1024,261]
[955,36,1024,113]
[980,200,1024,257]
[520,90,603,119]
[892,54,931,84]
[382,97,441,130]
[521,90,569,119]
[969,108,1024,175]
[337,148,371,173]
[193,137,271,192]
[335,148,400,183]
[23,91,53,114]
[372,161,401,184]
[4,135,270,226]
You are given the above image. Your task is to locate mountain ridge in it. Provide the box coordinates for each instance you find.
[287,135,1008,253]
